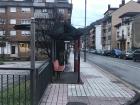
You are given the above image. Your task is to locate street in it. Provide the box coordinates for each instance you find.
[81,52,140,90]
[0,61,44,89]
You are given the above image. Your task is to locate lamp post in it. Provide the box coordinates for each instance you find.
[84,0,87,62]
[30,17,37,105]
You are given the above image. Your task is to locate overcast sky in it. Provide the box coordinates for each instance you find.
[70,0,137,28]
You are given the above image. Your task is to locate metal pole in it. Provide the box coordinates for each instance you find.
[84,0,87,62]
[77,39,80,83]
[30,17,37,105]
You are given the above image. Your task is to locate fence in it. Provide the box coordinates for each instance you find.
[37,59,52,104]
[0,60,51,105]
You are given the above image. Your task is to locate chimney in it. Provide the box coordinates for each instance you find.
[122,0,125,5]
[138,0,140,3]
[108,4,111,10]
[119,0,125,7]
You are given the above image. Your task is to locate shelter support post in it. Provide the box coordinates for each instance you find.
[77,39,80,83]
[74,40,76,72]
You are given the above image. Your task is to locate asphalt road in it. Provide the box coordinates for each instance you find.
[81,52,140,90]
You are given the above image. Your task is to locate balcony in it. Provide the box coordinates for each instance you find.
[117,35,127,41]
[33,2,72,9]
[34,13,54,19]
[8,35,30,42]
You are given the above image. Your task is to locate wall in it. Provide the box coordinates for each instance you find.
[0,42,11,55]
[132,15,140,48]
[95,25,102,50]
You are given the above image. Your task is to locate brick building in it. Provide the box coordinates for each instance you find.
[0,0,72,59]
[0,0,33,59]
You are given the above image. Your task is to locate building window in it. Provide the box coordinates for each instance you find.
[0,31,5,36]
[14,0,24,1]
[21,8,31,13]
[108,27,111,32]
[42,9,48,13]
[46,0,55,2]
[127,42,130,46]
[20,43,25,47]
[58,8,65,14]
[21,19,31,24]
[10,19,16,24]
[122,30,124,38]
[0,19,5,24]
[117,32,119,38]
[34,0,43,2]
[11,46,16,54]
[10,31,16,36]
[128,27,130,36]
[117,43,120,49]
[108,36,111,40]
[10,7,16,12]
[21,31,30,36]
[0,8,5,13]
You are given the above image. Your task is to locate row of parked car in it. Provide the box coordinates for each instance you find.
[83,48,140,62]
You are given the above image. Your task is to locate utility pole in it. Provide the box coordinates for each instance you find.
[84,0,87,62]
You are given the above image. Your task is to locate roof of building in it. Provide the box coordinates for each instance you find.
[119,12,140,18]
[104,8,118,15]
[90,18,105,26]
[102,16,111,22]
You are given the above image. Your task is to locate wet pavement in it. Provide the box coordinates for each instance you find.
[40,54,135,105]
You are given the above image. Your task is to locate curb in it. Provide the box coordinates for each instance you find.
[87,59,140,93]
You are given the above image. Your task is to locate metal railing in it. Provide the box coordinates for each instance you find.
[0,67,33,105]
[0,60,52,105]
[37,59,52,104]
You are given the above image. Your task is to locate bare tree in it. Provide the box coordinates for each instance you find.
[0,17,6,59]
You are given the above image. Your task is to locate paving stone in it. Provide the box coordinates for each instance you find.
[39,54,135,105]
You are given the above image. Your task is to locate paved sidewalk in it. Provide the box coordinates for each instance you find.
[40,54,136,105]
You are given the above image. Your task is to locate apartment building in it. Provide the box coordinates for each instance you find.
[101,5,118,50]
[0,0,33,59]
[109,0,140,49]
[0,0,71,59]
[115,12,140,51]
[88,28,95,49]
[87,19,104,50]
[95,24,103,50]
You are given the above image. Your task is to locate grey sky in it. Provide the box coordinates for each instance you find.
[71,0,137,28]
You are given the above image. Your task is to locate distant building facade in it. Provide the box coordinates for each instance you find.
[115,12,140,51]
[109,0,140,49]
[98,0,140,51]
[88,28,95,49]
[95,25,102,50]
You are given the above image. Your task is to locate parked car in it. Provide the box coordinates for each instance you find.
[95,49,102,55]
[111,49,122,58]
[133,49,140,62]
[123,50,134,60]
[102,50,111,56]
[89,49,96,54]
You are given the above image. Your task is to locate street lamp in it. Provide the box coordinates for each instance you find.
[84,0,87,62]
[30,17,37,105]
